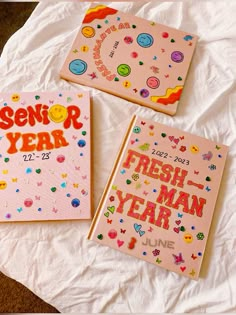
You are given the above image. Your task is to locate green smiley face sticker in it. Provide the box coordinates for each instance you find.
[133,126,141,134]
[117,64,131,77]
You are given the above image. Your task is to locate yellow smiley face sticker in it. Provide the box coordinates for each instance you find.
[11,93,20,102]
[80,45,89,52]
[190,145,199,154]
[0,180,7,190]
[48,104,68,123]
[123,80,131,88]
[183,233,193,244]
[81,26,95,38]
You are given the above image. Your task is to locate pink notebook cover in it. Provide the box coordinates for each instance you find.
[88,116,228,279]
[0,91,91,222]
[60,4,198,116]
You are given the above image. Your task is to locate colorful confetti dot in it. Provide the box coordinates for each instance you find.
[35,169,41,174]
[97,234,103,240]
[82,131,87,136]
[153,189,157,192]
[161,133,167,138]
[162,32,169,38]
[38,208,42,212]
[25,167,32,174]
[198,252,202,256]
[143,251,147,256]
[126,179,132,185]
[191,226,195,230]
[66,193,71,197]
[120,219,124,223]
[109,196,115,202]
[51,187,57,192]
[4,157,9,163]
[5,213,11,219]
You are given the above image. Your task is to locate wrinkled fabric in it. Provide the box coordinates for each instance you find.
[0,1,236,312]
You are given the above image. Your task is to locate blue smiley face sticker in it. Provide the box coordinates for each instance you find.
[69,59,87,75]
[137,33,154,48]
[71,198,80,208]
[77,139,86,147]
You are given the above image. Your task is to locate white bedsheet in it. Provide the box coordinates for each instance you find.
[0,1,236,312]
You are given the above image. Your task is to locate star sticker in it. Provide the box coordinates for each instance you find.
[73,49,78,53]
[189,269,196,277]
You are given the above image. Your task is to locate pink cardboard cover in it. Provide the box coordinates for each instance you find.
[0,91,91,221]
[88,116,228,279]
[60,4,198,116]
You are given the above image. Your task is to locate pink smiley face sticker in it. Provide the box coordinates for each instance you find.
[56,155,65,163]
[124,36,133,44]
[24,198,33,207]
[108,229,117,239]
[146,76,160,89]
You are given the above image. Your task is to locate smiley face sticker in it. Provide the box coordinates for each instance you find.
[117,64,131,77]
[11,93,20,102]
[0,180,7,190]
[48,104,68,123]
[171,51,184,63]
[69,59,88,75]
[146,77,160,89]
[81,26,95,38]
[137,33,154,48]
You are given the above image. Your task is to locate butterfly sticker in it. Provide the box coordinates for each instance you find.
[141,121,146,125]
[202,151,213,161]
[12,178,17,182]
[37,182,42,186]
[177,213,183,218]
[75,166,80,171]
[49,100,54,104]
[35,196,40,200]
[84,115,89,120]
[120,229,126,234]
[194,170,199,175]
[206,186,211,192]
[148,226,153,232]
[82,175,87,180]
[61,173,67,178]
[107,219,112,224]
[173,253,185,265]
[73,183,79,188]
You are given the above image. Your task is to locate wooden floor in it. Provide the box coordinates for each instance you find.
[0,2,38,55]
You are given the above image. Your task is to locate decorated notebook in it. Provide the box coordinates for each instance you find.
[60,4,198,116]
[0,91,91,221]
[88,116,228,279]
